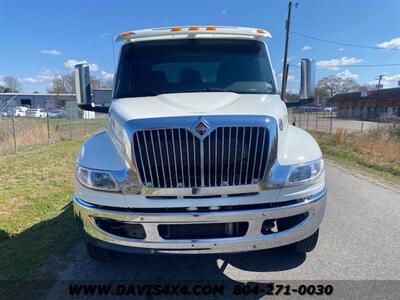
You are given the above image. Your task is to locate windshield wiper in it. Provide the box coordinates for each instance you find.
[134,90,165,97]
[189,87,239,93]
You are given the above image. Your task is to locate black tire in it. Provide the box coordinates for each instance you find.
[291,229,319,254]
[85,241,112,262]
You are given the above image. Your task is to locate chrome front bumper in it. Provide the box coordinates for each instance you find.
[73,187,327,254]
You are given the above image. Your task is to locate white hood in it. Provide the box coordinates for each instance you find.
[103,92,321,170]
[110,92,287,124]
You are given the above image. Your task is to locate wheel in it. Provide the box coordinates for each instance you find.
[291,229,319,254]
[85,241,112,262]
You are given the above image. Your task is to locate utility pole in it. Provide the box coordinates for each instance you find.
[376,75,384,90]
[281,1,296,100]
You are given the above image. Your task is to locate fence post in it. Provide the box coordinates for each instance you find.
[298,113,301,128]
[306,111,309,130]
[69,114,73,140]
[361,115,364,132]
[85,115,88,135]
[46,111,50,143]
[330,109,333,134]
[11,107,17,153]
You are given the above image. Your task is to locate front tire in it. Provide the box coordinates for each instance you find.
[85,241,112,262]
[291,229,319,254]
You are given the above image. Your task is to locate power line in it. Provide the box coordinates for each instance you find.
[291,31,400,51]
[290,63,400,69]
[318,63,400,68]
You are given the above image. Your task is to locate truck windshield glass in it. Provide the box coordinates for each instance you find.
[114,39,276,98]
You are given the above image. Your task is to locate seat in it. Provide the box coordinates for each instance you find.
[178,67,203,86]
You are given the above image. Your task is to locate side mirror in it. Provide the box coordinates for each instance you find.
[299,58,315,100]
[285,58,315,107]
[75,64,109,113]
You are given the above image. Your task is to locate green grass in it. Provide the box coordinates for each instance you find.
[0,141,83,297]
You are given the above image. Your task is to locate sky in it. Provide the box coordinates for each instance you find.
[1,0,400,93]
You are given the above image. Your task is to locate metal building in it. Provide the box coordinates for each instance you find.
[0,89,112,118]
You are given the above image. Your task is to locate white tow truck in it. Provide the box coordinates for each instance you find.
[73,26,326,261]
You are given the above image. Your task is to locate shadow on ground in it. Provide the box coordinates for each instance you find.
[45,219,306,299]
[0,203,80,299]
[1,204,306,299]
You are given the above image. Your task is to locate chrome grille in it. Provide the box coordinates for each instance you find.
[133,127,269,188]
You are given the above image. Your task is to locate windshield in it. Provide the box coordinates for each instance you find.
[114,39,276,98]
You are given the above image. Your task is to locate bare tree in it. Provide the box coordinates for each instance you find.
[3,76,22,92]
[47,72,110,94]
[100,79,113,89]
[317,75,360,99]
[90,76,102,90]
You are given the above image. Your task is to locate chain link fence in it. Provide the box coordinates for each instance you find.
[287,108,396,134]
[0,109,107,154]
[2,106,398,154]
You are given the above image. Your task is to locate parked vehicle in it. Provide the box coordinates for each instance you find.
[5,106,27,117]
[0,110,9,117]
[73,26,327,261]
[13,107,27,117]
[292,104,323,113]
[14,106,29,112]
[323,106,336,112]
[48,109,68,118]
[26,108,47,118]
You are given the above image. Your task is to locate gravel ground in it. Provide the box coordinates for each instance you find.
[45,162,400,299]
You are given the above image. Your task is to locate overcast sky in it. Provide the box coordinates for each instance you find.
[1,0,400,93]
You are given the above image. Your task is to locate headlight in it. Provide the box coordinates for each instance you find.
[76,165,120,192]
[286,158,324,185]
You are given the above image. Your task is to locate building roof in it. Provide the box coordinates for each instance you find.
[0,89,111,97]
[0,92,75,97]
[330,87,400,103]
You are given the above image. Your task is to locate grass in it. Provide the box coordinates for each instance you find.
[313,129,400,184]
[0,121,398,298]
[0,141,83,297]
[0,117,106,153]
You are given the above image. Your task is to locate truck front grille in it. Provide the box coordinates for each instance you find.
[133,127,269,188]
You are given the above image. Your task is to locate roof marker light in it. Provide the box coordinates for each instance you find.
[171,27,182,32]
[257,29,267,34]
[121,32,132,39]
[206,26,217,31]
[188,26,200,31]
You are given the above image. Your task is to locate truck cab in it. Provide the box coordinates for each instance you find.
[73,26,326,261]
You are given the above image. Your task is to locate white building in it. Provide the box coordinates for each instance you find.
[0,90,112,118]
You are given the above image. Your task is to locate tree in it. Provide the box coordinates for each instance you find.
[285,92,299,101]
[0,86,11,93]
[317,75,360,99]
[47,72,112,94]
[101,78,113,89]
[2,76,22,92]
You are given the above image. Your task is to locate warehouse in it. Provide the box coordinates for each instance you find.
[0,90,112,117]
[0,92,75,110]
[329,87,400,121]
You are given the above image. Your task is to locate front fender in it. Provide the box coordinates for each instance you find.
[77,130,127,171]
[277,125,322,165]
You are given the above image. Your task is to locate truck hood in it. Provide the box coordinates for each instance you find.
[110,92,287,124]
